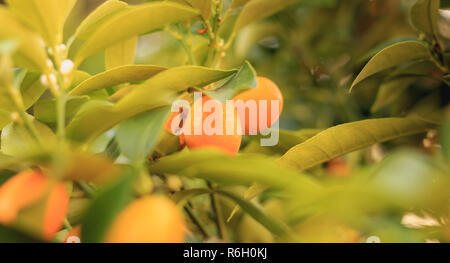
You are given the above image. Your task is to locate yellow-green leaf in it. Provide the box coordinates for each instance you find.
[0,7,48,72]
[410,0,440,41]
[6,0,76,46]
[105,37,137,70]
[233,0,300,33]
[0,115,57,157]
[75,0,129,40]
[72,2,199,65]
[350,41,430,91]
[278,118,434,171]
[69,65,166,96]
[67,66,235,143]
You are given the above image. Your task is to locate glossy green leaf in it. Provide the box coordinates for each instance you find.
[69,65,166,96]
[34,96,90,123]
[233,0,300,34]
[279,118,434,171]
[105,37,137,70]
[0,7,48,72]
[116,107,170,161]
[75,0,129,40]
[67,66,235,143]
[371,77,417,113]
[81,171,134,243]
[205,61,257,102]
[6,0,76,46]
[72,2,199,65]
[350,41,430,91]
[410,0,440,41]
[0,115,57,157]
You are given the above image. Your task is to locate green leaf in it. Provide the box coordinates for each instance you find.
[34,96,90,124]
[20,73,47,109]
[81,171,135,243]
[105,37,137,70]
[68,65,166,96]
[410,0,440,41]
[67,66,235,143]
[75,0,129,40]
[0,7,48,72]
[72,2,199,65]
[116,107,170,161]
[205,61,257,102]
[150,150,322,193]
[6,0,76,46]
[350,41,430,91]
[0,115,57,157]
[172,188,294,238]
[0,52,16,129]
[279,118,434,171]
[232,0,300,35]
[371,77,417,113]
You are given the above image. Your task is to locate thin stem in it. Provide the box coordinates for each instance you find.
[184,206,210,239]
[207,182,227,240]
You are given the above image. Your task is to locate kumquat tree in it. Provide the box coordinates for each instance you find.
[0,0,449,244]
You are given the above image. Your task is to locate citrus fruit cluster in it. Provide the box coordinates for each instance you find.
[165,77,284,156]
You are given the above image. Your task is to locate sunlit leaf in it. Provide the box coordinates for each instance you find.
[67,66,235,143]
[350,41,430,91]
[75,0,129,40]
[6,0,76,46]
[0,115,57,157]
[105,37,137,70]
[279,118,434,171]
[72,2,199,65]
[0,7,48,72]
[69,65,166,96]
